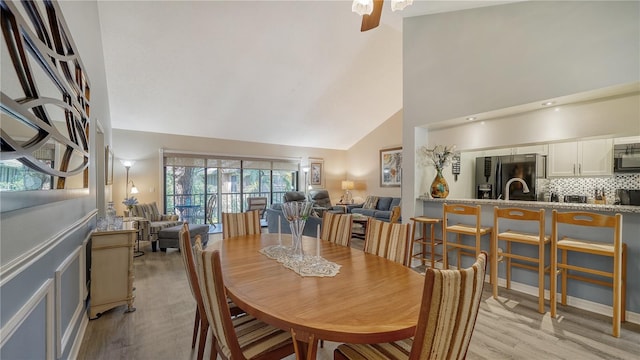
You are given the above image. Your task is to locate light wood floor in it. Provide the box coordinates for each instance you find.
[77,233,640,360]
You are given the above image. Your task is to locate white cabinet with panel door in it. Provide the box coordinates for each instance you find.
[549,139,613,176]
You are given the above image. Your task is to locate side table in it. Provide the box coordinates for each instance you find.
[123,217,147,257]
[351,214,369,239]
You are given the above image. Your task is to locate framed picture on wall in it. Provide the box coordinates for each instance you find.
[309,158,324,187]
[380,147,402,187]
[105,146,114,185]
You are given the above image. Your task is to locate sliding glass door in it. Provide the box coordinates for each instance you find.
[164,155,299,226]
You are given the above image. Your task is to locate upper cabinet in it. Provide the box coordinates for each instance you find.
[548,139,613,176]
[480,144,548,157]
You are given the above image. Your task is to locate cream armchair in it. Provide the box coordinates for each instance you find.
[129,202,182,244]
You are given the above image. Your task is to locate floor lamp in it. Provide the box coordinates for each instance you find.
[302,166,310,197]
[121,160,142,257]
[121,160,139,199]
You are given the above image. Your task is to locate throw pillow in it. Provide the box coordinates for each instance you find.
[363,196,379,209]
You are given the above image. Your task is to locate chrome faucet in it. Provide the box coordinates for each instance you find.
[504,178,530,201]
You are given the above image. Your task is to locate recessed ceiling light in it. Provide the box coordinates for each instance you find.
[466,116,477,121]
[554,107,560,112]
[542,101,555,106]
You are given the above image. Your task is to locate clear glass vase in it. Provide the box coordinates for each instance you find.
[281,201,313,260]
[106,201,117,230]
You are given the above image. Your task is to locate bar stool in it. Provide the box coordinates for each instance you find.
[442,203,492,270]
[551,210,626,337]
[492,207,549,314]
[409,216,442,268]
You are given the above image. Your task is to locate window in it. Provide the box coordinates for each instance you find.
[163,154,299,225]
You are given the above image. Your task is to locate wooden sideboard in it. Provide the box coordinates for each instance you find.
[89,229,137,319]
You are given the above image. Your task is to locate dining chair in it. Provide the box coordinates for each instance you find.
[221,209,261,239]
[334,252,488,360]
[178,225,244,360]
[364,218,411,266]
[193,244,295,360]
[321,212,353,247]
[492,207,549,314]
[551,210,626,337]
[178,225,210,360]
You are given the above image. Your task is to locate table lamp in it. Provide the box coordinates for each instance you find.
[341,180,354,204]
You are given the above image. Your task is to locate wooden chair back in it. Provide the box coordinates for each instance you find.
[443,203,482,230]
[178,225,208,359]
[409,252,487,359]
[222,210,261,239]
[390,206,401,224]
[321,212,352,247]
[364,218,411,266]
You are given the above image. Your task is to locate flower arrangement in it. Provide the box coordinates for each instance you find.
[417,144,456,172]
[122,196,138,210]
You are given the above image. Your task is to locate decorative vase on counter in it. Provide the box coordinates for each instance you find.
[106,201,117,230]
[430,169,449,198]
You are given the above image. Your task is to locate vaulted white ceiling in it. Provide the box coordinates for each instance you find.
[97,0,515,150]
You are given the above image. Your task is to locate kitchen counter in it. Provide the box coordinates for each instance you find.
[418,196,640,321]
[417,196,640,213]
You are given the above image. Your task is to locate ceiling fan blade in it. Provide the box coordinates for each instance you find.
[361,0,383,32]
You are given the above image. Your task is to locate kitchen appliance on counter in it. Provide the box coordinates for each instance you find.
[616,189,640,205]
[563,195,587,203]
[614,143,640,173]
[475,154,546,201]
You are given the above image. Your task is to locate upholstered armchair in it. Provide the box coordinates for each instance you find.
[308,190,345,216]
[129,202,182,243]
[282,191,307,203]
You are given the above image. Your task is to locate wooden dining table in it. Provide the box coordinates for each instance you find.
[207,233,424,359]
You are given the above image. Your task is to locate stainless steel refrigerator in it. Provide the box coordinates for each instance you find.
[475,154,546,201]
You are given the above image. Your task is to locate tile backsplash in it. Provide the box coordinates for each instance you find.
[543,173,640,201]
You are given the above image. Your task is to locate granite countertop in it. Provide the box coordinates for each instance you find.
[417,196,640,214]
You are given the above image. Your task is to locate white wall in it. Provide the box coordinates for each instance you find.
[402,1,640,218]
[346,110,403,202]
[428,92,640,152]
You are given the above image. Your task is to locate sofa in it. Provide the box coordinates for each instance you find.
[265,203,322,237]
[129,202,183,244]
[350,196,402,222]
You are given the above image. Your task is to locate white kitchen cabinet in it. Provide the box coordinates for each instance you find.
[479,144,547,157]
[515,144,548,155]
[548,139,613,176]
[89,229,136,319]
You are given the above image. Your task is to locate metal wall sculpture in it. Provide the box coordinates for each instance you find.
[1,0,90,191]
